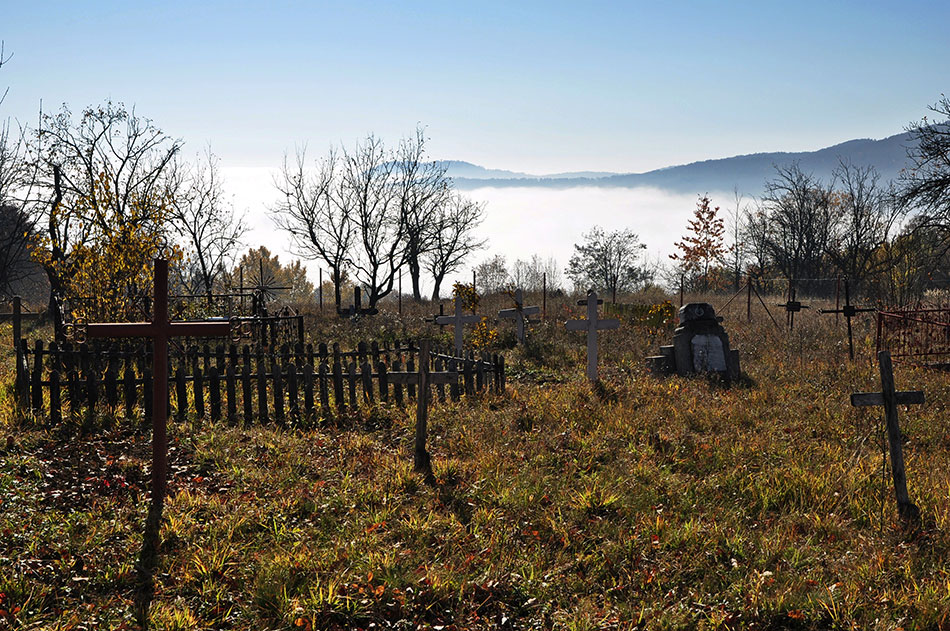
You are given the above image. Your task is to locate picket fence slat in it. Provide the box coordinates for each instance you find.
[16,339,503,425]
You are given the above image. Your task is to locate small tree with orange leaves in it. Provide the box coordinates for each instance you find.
[670,195,726,292]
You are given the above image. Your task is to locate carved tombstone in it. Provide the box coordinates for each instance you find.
[648,302,739,380]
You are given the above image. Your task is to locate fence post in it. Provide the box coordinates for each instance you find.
[414,340,431,473]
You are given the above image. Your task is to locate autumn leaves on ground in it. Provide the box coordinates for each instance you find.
[2,300,950,630]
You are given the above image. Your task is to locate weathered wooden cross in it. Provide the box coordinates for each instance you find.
[83,259,231,512]
[776,283,809,330]
[435,296,481,356]
[819,278,875,361]
[565,289,620,381]
[386,340,458,472]
[498,289,540,344]
[850,350,924,523]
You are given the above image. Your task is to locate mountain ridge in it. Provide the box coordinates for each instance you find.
[443,131,916,195]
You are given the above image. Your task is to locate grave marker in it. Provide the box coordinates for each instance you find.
[386,340,458,472]
[82,259,231,512]
[565,290,619,381]
[435,296,481,355]
[498,289,540,344]
[819,278,875,361]
[776,282,809,330]
[851,350,924,523]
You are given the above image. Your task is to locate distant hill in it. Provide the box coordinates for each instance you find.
[446,132,917,195]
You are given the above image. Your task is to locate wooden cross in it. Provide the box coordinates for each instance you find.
[819,278,875,361]
[83,259,231,512]
[386,340,458,472]
[776,282,809,330]
[851,350,924,523]
[498,289,540,344]
[434,296,481,356]
[565,289,620,381]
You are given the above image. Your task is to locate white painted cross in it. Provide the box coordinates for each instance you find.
[498,289,540,344]
[566,289,620,381]
[435,296,481,356]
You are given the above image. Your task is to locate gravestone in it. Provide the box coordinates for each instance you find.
[647,302,739,380]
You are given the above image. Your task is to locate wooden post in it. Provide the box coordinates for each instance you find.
[746,274,752,322]
[850,350,924,522]
[12,295,21,351]
[542,273,547,320]
[414,340,431,472]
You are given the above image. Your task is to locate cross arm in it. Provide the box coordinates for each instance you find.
[565,319,588,331]
[597,319,621,330]
[851,391,925,407]
[86,322,155,338]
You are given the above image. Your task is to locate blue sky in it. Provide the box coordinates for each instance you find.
[3,1,947,174]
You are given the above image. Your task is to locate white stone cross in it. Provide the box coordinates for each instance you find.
[435,296,481,356]
[565,289,620,381]
[498,289,540,344]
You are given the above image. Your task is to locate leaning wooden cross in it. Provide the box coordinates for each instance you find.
[435,297,481,356]
[386,340,458,472]
[84,259,231,512]
[851,350,924,522]
[498,289,540,344]
[565,290,620,381]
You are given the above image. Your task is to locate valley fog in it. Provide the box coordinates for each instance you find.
[224,167,730,296]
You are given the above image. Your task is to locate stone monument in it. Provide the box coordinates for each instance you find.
[647,302,739,380]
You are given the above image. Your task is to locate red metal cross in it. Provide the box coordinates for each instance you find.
[86,259,230,510]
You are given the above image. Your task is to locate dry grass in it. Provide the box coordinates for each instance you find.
[2,293,950,629]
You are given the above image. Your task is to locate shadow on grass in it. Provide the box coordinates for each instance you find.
[134,499,163,629]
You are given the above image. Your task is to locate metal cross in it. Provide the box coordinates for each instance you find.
[565,289,620,381]
[83,259,231,512]
[776,282,809,330]
[498,289,540,344]
[434,296,481,356]
[819,278,876,360]
[851,350,924,523]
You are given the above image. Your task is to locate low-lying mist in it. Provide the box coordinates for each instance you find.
[223,167,732,297]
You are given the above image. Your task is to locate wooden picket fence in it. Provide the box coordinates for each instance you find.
[13,338,505,426]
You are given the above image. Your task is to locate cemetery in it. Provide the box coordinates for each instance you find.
[4,261,950,630]
[2,13,950,626]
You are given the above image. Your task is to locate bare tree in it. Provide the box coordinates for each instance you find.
[829,160,900,285]
[342,135,403,308]
[25,101,182,323]
[899,95,950,225]
[395,127,452,301]
[425,194,485,299]
[757,163,836,286]
[273,146,353,311]
[169,149,246,299]
[511,254,559,292]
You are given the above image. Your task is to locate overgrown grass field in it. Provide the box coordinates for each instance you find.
[2,294,950,630]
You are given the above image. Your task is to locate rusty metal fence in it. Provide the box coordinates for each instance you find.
[876,308,950,367]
